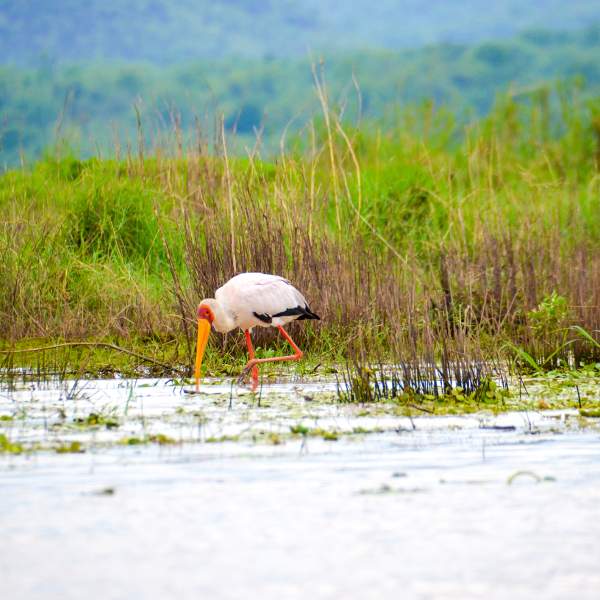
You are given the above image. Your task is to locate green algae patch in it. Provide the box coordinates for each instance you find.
[148,433,178,445]
[119,436,146,446]
[0,433,24,454]
[205,434,241,443]
[289,424,310,436]
[265,432,283,445]
[289,424,340,441]
[74,412,120,429]
[579,408,600,418]
[118,433,178,446]
[55,441,85,454]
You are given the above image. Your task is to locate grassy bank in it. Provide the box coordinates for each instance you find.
[1,89,600,379]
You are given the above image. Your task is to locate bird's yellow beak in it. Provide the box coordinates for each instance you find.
[194,318,211,391]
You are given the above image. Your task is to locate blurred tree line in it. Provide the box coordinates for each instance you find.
[1,26,600,166]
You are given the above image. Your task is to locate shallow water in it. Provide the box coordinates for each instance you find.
[2,377,600,599]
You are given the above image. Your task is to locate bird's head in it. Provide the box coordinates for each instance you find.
[197,303,215,324]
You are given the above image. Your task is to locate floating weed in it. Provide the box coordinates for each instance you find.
[358,484,425,495]
[88,487,116,496]
[472,379,510,405]
[351,426,384,435]
[266,432,283,445]
[119,436,145,446]
[205,434,240,443]
[0,433,23,454]
[289,424,339,441]
[118,433,178,445]
[289,424,310,436]
[579,408,600,418]
[147,433,177,445]
[507,471,556,485]
[250,430,284,445]
[55,441,85,454]
[73,412,119,429]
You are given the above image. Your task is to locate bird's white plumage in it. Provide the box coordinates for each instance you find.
[215,272,311,331]
[195,272,318,387]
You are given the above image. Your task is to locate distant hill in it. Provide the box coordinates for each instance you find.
[2,25,600,167]
[2,0,600,64]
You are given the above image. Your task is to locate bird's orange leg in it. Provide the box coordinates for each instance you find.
[241,326,304,384]
[244,330,259,390]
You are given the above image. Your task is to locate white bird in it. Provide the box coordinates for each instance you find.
[194,272,320,390]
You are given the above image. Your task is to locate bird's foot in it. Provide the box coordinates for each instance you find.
[238,361,259,390]
[236,371,249,387]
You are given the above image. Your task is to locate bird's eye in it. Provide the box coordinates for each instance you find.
[198,305,214,322]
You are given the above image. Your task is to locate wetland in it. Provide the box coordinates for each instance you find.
[2,70,600,600]
[2,372,600,599]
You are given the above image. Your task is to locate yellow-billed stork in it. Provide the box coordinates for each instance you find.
[194,272,320,390]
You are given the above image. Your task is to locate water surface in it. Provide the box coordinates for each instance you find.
[1,377,599,599]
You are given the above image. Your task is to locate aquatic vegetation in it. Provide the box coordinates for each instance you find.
[118,433,178,445]
[579,408,600,418]
[73,412,119,429]
[289,424,310,436]
[0,433,23,454]
[317,429,339,441]
[506,470,556,485]
[205,434,241,443]
[264,432,283,445]
[120,436,145,446]
[289,424,340,441]
[528,293,570,337]
[0,373,598,457]
[55,441,85,454]
[358,484,425,495]
[337,360,509,406]
[147,433,178,445]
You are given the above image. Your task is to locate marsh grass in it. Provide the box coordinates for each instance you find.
[0,85,599,381]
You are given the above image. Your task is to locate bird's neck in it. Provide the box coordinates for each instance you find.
[210,299,236,333]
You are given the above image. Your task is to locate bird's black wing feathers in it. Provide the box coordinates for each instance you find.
[253,304,320,323]
[272,305,320,320]
[252,312,273,324]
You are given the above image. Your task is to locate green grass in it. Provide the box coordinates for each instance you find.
[0,87,599,378]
